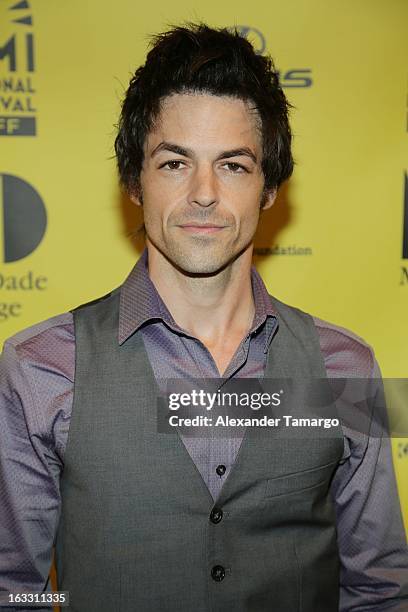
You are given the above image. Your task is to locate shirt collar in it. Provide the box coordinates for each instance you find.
[119,247,278,351]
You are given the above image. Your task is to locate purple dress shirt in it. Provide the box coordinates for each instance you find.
[0,248,407,610]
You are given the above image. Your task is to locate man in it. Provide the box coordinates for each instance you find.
[0,22,407,612]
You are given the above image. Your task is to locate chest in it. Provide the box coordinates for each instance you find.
[141,322,264,379]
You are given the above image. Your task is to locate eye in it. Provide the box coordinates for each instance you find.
[160,160,186,170]
[224,162,247,173]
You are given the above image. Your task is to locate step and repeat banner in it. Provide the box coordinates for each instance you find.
[1,0,407,526]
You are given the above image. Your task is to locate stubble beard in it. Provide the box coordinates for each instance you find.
[151,228,252,277]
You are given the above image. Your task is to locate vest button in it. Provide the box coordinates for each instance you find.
[210,507,223,524]
[211,565,226,582]
[216,464,226,476]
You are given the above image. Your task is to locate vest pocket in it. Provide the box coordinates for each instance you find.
[263,459,339,499]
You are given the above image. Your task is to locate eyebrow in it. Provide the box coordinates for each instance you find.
[150,141,257,164]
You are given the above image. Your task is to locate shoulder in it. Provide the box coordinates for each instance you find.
[268,294,375,377]
[2,286,121,376]
[5,311,74,356]
[2,285,121,374]
[312,314,375,377]
[2,311,75,383]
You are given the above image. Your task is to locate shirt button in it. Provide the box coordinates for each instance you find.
[211,565,226,582]
[210,507,223,524]
[216,464,226,476]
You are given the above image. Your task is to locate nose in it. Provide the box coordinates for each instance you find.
[188,165,218,208]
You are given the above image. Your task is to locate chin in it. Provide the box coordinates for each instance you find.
[167,246,235,276]
[147,233,248,275]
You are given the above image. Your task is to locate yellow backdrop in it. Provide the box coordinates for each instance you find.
[1,0,407,529]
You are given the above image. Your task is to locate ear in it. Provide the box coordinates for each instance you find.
[129,182,143,206]
[260,188,277,211]
[129,192,143,206]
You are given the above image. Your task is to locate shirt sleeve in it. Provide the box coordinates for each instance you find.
[331,359,408,611]
[0,340,61,610]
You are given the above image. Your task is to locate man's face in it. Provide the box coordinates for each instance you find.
[134,92,276,274]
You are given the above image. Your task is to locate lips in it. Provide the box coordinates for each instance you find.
[179,224,225,228]
[177,224,227,234]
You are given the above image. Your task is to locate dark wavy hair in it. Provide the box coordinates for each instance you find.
[115,22,294,196]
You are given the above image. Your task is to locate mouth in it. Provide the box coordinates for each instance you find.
[176,224,227,234]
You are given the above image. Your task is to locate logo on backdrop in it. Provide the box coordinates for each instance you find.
[234,26,266,54]
[231,25,313,88]
[0,0,36,136]
[1,173,46,262]
[0,173,48,322]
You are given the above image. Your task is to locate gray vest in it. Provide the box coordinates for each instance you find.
[55,288,344,612]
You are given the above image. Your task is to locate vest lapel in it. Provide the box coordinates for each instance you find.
[124,330,215,509]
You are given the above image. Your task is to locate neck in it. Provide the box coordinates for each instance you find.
[145,240,255,346]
